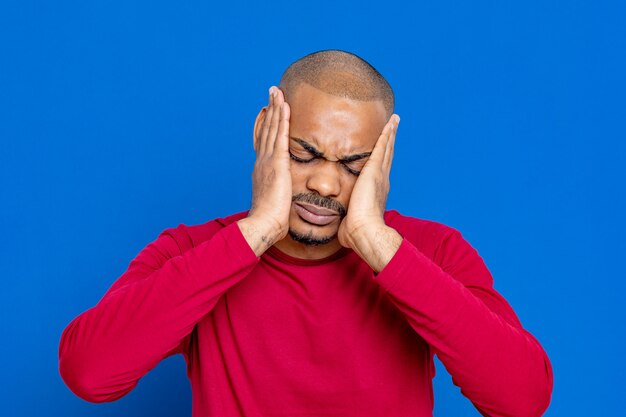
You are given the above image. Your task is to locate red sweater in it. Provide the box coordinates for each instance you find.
[59,210,553,416]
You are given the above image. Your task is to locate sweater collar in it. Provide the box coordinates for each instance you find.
[264,245,352,266]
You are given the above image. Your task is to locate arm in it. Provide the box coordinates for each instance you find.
[338,116,552,416]
[373,228,553,417]
[58,222,259,402]
[59,86,293,403]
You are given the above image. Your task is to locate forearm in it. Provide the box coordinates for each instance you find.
[237,216,285,257]
[58,222,259,402]
[344,223,403,273]
[375,238,553,417]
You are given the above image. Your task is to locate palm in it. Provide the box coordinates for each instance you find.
[248,86,292,239]
[338,115,398,248]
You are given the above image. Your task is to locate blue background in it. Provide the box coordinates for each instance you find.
[1,1,624,416]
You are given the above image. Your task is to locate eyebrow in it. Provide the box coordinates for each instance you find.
[290,137,372,162]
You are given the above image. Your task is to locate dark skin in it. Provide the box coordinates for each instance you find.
[237,83,401,272]
[288,137,371,177]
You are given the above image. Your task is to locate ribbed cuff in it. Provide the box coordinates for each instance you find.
[220,221,260,265]
[373,238,414,293]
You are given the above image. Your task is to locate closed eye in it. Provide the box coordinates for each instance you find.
[289,152,317,163]
[340,162,362,176]
[289,137,367,176]
[290,151,360,175]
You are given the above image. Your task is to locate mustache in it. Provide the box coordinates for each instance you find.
[292,193,347,218]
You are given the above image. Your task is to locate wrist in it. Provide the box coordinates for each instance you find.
[237,216,286,257]
[344,218,386,249]
[348,222,402,273]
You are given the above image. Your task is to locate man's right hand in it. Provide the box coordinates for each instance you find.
[237,86,292,257]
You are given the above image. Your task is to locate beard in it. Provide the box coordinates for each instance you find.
[288,229,335,246]
[288,192,347,246]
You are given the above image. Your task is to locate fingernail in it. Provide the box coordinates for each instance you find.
[269,86,275,96]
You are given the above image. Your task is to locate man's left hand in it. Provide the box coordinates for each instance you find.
[337,114,403,273]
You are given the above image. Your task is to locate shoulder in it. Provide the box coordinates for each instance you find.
[157,210,249,254]
[385,209,494,287]
[384,209,459,259]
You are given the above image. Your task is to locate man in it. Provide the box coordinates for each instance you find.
[59,50,553,416]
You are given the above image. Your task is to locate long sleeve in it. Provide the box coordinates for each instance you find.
[374,228,553,417]
[58,221,259,403]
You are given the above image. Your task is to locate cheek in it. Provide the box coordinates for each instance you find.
[342,178,358,205]
[291,161,311,195]
[288,161,308,190]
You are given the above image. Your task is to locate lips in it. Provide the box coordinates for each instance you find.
[294,202,340,226]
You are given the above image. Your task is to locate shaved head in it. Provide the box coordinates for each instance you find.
[279,50,394,117]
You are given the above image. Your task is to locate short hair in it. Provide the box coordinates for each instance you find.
[279,50,394,116]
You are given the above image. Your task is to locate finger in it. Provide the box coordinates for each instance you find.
[260,87,276,155]
[275,101,291,153]
[383,115,399,172]
[370,117,394,163]
[266,88,284,153]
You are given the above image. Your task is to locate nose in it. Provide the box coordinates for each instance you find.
[305,160,342,198]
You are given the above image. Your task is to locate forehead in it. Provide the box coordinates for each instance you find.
[286,83,388,155]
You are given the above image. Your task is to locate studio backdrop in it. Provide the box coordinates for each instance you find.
[1,1,624,416]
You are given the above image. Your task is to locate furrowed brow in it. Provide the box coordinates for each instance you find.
[291,138,325,158]
[339,152,372,163]
[291,137,371,163]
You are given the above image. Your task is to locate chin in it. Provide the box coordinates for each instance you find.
[288,228,336,246]
[288,221,338,246]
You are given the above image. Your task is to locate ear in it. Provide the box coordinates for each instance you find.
[253,106,267,151]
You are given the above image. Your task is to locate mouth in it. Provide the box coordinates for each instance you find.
[293,202,340,226]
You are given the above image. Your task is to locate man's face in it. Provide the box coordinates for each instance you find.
[285,83,388,246]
